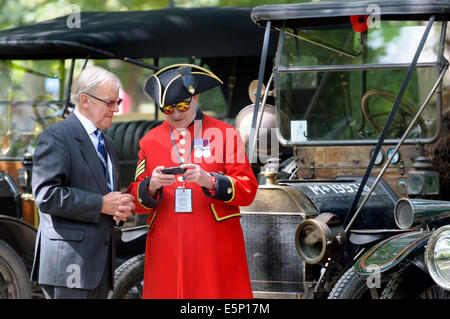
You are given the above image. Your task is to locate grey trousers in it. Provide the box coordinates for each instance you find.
[41,252,112,299]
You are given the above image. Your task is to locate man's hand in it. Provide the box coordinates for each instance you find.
[180,163,214,189]
[101,192,135,222]
[147,166,176,196]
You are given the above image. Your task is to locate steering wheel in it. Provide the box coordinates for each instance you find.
[362,90,427,138]
[31,96,61,135]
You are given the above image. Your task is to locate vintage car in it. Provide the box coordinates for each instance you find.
[346,203,450,299]
[241,0,450,299]
[0,6,277,298]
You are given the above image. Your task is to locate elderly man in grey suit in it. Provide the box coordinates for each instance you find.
[31,66,135,299]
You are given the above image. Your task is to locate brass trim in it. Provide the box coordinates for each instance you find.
[252,291,303,299]
[240,211,306,216]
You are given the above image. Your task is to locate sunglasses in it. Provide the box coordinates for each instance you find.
[83,92,123,108]
[161,97,192,115]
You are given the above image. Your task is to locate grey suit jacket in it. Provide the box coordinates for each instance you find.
[30,113,120,290]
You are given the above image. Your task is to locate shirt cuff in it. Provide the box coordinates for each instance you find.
[137,176,163,209]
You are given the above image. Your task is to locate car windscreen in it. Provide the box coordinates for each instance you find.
[275,20,443,145]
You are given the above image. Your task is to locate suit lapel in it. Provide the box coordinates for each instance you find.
[67,113,110,194]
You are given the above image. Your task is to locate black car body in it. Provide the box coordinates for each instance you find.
[242,0,450,298]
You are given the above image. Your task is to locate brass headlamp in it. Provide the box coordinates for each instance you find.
[295,213,345,265]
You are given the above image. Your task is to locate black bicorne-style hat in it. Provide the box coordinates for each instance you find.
[144,63,223,108]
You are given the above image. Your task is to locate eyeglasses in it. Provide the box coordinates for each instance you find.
[161,98,192,115]
[83,92,123,108]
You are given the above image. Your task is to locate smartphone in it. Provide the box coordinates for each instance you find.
[161,166,186,175]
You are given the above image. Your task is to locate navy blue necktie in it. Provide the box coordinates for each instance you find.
[95,129,112,191]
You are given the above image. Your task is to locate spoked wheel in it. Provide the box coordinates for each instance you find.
[0,239,32,299]
[109,253,145,299]
[381,264,450,299]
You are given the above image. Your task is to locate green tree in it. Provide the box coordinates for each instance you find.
[0,0,313,30]
[0,0,316,118]
[0,0,171,30]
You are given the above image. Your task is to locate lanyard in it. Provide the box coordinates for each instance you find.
[169,119,203,166]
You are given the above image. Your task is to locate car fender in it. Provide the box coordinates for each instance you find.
[354,230,431,276]
[0,215,37,271]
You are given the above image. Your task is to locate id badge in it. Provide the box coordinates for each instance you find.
[175,188,193,213]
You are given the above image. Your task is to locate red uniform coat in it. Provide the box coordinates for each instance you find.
[127,112,258,299]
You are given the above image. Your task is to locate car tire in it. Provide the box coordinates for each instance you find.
[0,239,32,299]
[328,267,370,299]
[328,266,389,299]
[109,253,145,299]
[380,264,449,299]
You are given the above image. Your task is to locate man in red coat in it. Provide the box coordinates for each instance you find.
[127,64,258,298]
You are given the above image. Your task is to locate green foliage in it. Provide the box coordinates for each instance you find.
[0,0,170,30]
[0,0,310,118]
[0,0,313,31]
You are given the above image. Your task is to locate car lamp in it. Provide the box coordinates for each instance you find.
[407,156,439,196]
[295,213,345,265]
[425,225,450,291]
[394,198,450,229]
[17,152,33,192]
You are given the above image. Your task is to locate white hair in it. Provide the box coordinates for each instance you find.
[70,66,122,106]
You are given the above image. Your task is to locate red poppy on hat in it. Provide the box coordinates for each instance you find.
[350,15,369,33]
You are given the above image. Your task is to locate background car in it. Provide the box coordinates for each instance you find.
[0,6,277,299]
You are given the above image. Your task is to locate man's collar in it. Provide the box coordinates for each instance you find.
[73,108,98,135]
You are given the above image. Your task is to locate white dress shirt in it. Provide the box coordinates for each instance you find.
[74,109,114,190]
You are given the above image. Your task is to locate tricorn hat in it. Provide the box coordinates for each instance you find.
[144,63,223,108]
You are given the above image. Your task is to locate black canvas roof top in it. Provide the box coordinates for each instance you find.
[0,6,278,60]
[251,0,450,28]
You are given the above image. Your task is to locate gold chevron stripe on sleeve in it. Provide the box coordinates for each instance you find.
[134,159,146,180]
